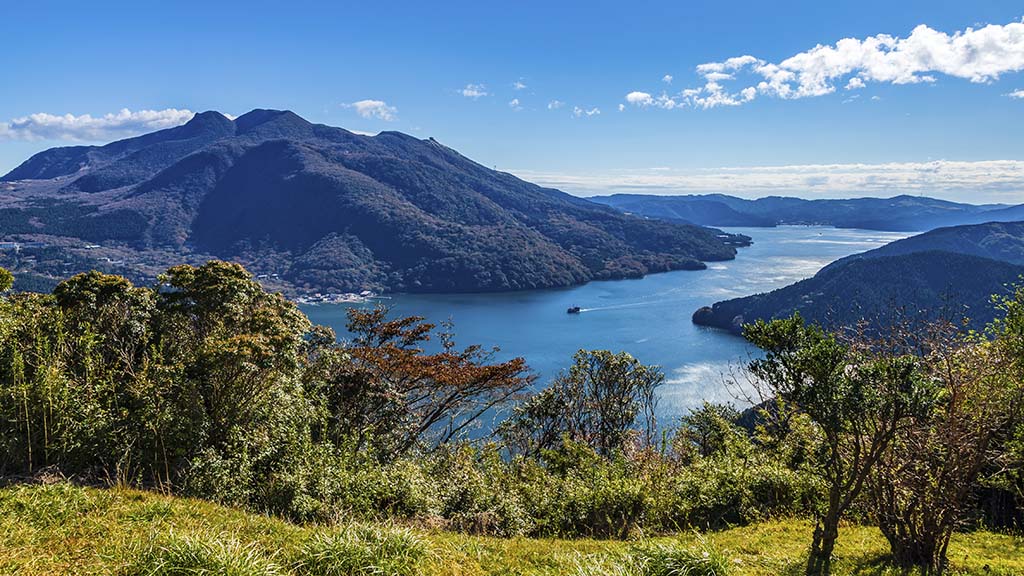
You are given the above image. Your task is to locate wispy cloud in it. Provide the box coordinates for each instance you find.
[572,106,601,118]
[547,100,565,110]
[512,79,527,90]
[662,74,673,84]
[0,108,197,141]
[626,17,1024,109]
[509,98,522,111]
[461,83,489,99]
[1008,89,1024,99]
[344,99,397,121]
[511,160,1024,203]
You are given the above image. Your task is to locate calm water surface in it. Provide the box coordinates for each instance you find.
[302,226,908,418]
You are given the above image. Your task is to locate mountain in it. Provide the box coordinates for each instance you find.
[591,193,1014,232]
[692,221,1024,334]
[0,109,750,294]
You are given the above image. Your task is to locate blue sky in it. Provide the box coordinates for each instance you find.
[2,1,1023,202]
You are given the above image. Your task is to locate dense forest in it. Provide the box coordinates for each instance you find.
[1,261,1021,575]
[0,110,749,294]
[694,221,1024,334]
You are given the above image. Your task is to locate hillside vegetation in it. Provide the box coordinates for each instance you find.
[694,221,1024,334]
[0,262,1021,575]
[591,193,1016,231]
[0,110,748,294]
[1,483,1021,576]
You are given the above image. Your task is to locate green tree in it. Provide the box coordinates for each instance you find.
[155,261,311,450]
[744,314,935,576]
[674,402,743,461]
[0,267,13,292]
[499,349,664,457]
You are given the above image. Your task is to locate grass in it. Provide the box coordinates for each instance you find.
[0,482,1021,575]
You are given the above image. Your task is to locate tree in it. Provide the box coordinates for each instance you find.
[155,261,311,450]
[0,267,13,292]
[744,314,935,576]
[868,300,1024,573]
[499,349,664,457]
[319,306,534,459]
[674,402,743,461]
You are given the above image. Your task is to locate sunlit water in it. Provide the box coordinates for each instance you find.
[302,226,908,419]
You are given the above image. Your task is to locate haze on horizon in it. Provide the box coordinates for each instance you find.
[2,0,1023,204]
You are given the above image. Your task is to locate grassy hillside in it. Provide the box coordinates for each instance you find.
[1,483,1020,576]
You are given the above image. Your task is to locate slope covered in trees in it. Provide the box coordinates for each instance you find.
[0,110,748,294]
[1,262,1020,575]
[694,221,1024,334]
[592,193,1016,232]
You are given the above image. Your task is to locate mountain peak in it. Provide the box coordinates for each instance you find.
[234,109,310,134]
[179,110,235,136]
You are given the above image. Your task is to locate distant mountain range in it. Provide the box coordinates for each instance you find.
[591,193,1023,232]
[693,221,1024,334]
[0,109,750,294]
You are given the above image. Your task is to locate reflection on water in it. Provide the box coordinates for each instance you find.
[302,226,907,418]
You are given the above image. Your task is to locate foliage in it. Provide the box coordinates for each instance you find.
[5,482,1023,575]
[498,349,664,457]
[695,250,1022,335]
[868,311,1024,572]
[744,314,937,575]
[0,261,1022,566]
[335,307,533,458]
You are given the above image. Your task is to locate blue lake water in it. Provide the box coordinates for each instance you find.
[302,226,908,418]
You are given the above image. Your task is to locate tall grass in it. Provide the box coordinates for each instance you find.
[290,524,429,576]
[125,532,285,576]
[632,535,733,576]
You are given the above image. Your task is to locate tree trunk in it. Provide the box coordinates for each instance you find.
[885,528,951,574]
[806,511,840,576]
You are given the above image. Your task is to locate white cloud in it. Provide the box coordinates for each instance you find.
[547,100,565,110]
[572,106,601,118]
[508,98,522,111]
[627,17,1024,109]
[618,103,626,112]
[662,74,673,84]
[513,80,527,90]
[626,91,654,106]
[1008,89,1024,99]
[461,83,489,99]
[0,108,197,141]
[510,159,1024,204]
[345,99,397,121]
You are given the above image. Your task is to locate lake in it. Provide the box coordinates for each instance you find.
[302,226,908,418]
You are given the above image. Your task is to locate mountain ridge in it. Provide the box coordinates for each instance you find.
[0,109,748,294]
[692,221,1024,334]
[591,192,1015,232]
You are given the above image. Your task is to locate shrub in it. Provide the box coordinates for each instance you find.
[426,444,532,536]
